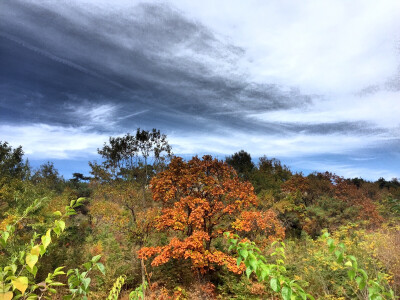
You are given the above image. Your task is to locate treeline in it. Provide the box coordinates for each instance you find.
[0,130,399,299]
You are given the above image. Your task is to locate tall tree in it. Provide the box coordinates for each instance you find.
[138,155,284,274]
[93,128,172,182]
[0,141,25,179]
[225,150,255,180]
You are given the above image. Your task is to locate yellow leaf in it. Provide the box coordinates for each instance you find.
[41,229,51,249]
[26,253,38,269]
[12,276,28,294]
[30,245,41,256]
[0,292,13,300]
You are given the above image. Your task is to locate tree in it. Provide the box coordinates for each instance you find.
[251,156,292,195]
[91,129,172,207]
[0,141,25,179]
[225,150,254,180]
[138,155,284,274]
[70,173,90,183]
[0,142,29,216]
[31,162,64,192]
[95,128,172,181]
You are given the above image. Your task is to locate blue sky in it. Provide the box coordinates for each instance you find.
[1,0,399,180]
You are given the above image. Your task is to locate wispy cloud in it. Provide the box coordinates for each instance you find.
[0,124,107,159]
[0,0,399,180]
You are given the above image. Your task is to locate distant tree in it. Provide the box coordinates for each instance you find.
[250,156,292,195]
[225,150,255,180]
[0,142,28,215]
[0,141,25,179]
[92,128,172,207]
[31,162,64,192]
[70,173,90,183]
[347,177,366,188]
[93,128,172,182]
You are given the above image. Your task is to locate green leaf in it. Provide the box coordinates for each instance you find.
[260,267,269,281]
[82,277,91,290]
[96,263,105,275]
[345,260,352,267]
[27,266,38,277]
[26,254,38,269]
[236,256,242,267]
[248,254,257,272]
[245,267,252,278]
[239,249,248,260]
[348,269,356,281]
[270,278,279,292]
[83,262,92,271]
[53,211,62,217]
[359,269,368,281]
[355,276,366,290]
[281,286,291,300]
[2,231,9,243]
[91,255,101,263]
[12,277,28,294]
[327,238,335,252]
[321,232,330,239]
[58,220,66,232]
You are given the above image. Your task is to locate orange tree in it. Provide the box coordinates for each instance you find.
[138,155,284,274]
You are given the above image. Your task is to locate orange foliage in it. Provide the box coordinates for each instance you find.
[139,156,283,273]
[333,175,383,226]
[232,210,285,242]
[282,172,382,228]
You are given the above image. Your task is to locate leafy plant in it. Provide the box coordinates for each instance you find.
[107,275,126,300]
[225,232,314,300]
[129,281,148,300]
[322,231,395,299]
[64,254,105,299]
[0,197,102,299]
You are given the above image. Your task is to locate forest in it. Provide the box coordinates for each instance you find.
[1,129,399,300]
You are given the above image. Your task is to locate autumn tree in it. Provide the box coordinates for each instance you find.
[138,155,284,274]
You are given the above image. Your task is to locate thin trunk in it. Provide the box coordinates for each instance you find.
[141,258,146,299]
[142,156,148,208]
[142,185,146,208]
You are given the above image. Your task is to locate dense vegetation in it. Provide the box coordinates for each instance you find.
[0,130,399,299]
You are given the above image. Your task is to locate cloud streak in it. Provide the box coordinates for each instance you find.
[0,0,399,179]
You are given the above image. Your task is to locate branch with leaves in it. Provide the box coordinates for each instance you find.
[0,198,104,300]
[225,232,314,300]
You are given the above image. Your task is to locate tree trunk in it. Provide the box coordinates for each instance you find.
[141,258,146,299]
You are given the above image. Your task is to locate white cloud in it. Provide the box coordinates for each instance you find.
[2,123,397,180]
[3,0,400,179]
[2,122,386,161]
[0,124,107,159]
[290,160,398,181]
[67,102,119,128]
[168,0,400,93]
[169,130,389,158]
[249,90,400,129]
[28,0,400,94]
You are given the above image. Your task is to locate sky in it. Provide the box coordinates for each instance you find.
[1,0,400,180]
